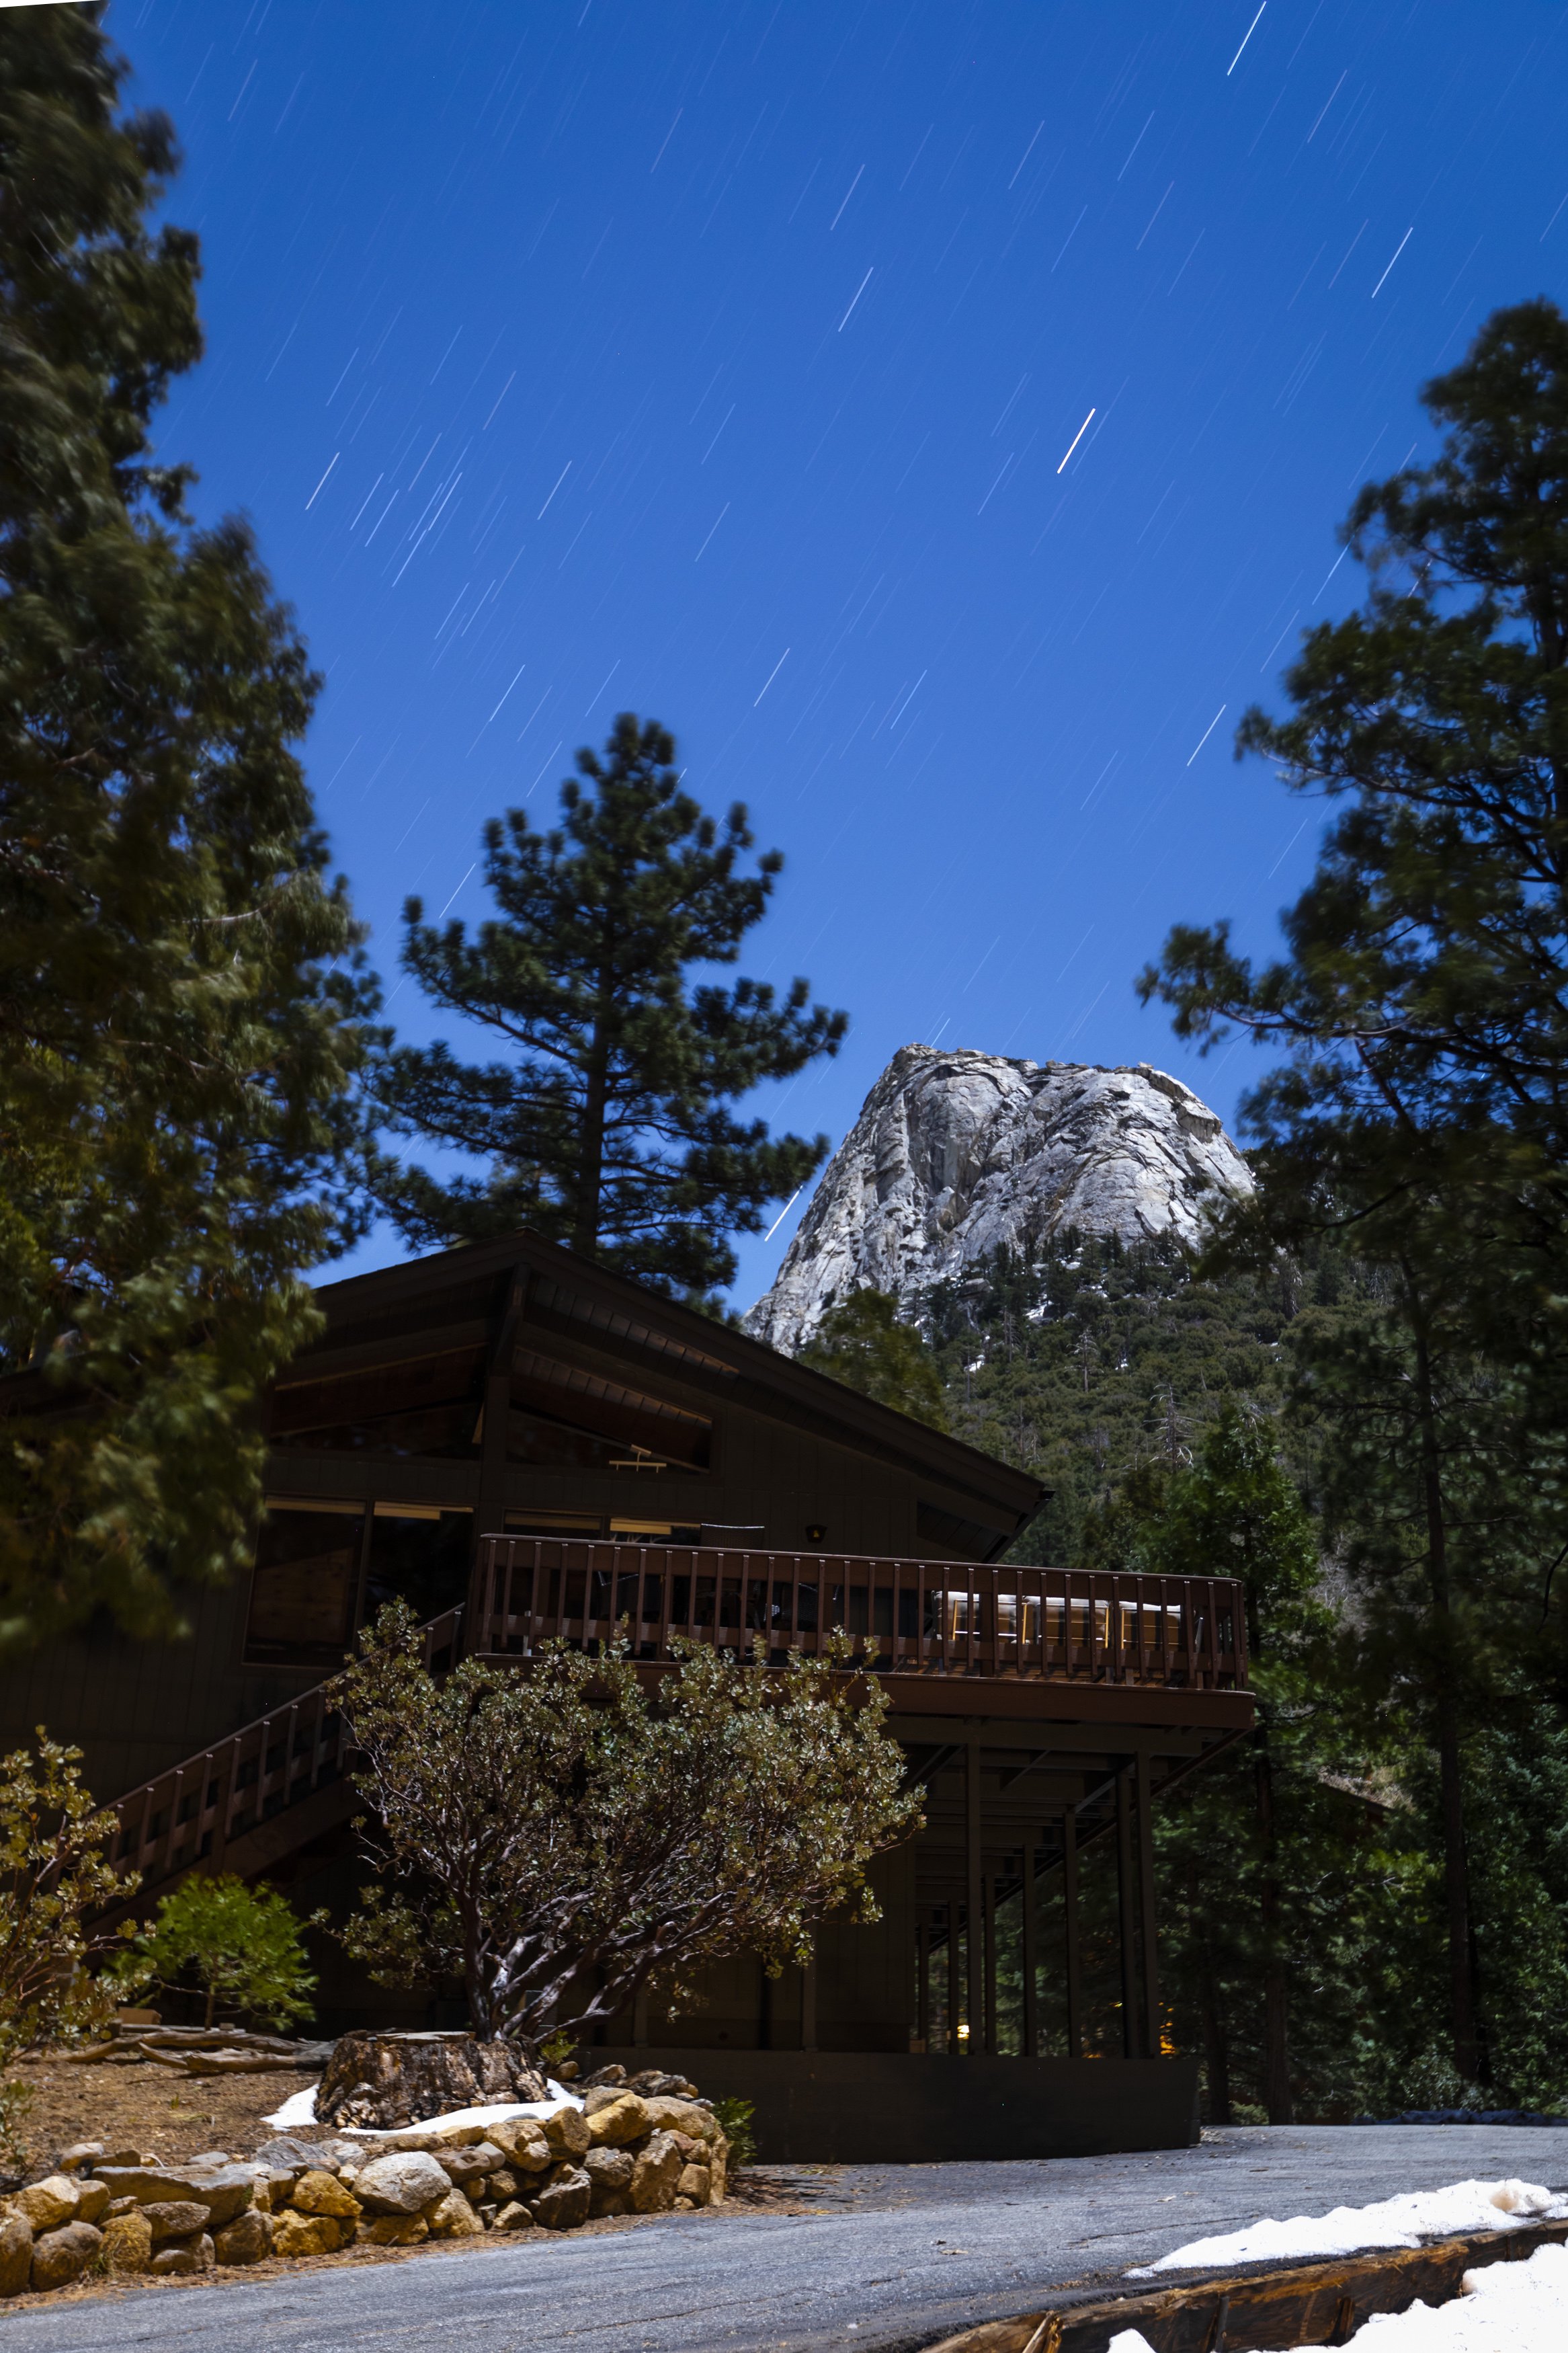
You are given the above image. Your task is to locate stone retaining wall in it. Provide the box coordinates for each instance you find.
[0,2067,728,2296]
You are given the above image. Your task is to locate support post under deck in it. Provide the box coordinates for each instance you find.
[1116,1764,1139,2061]
[1063,1807,1082,2059]
[1021,1839,1040,2059]
[966,1740,984,2057]
[1136,1746,1161,2060]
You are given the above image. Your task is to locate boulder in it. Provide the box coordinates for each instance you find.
[290,2169,361,2221]
[99,2210,153,2274]
[677,2162,711,2202]
[427,2187,483,2239]
[57,2143,105,2173]
[352,2150,451,2215]
[434,2141,503,2186]
[530,2165,591,2231]
[489,2119,551,2172]
[487,2166,523,2202]
[540,2106,590,2161]
[624,2069,698,2098]
[272,2210,343,2258]
[142,2200,210,2242]
[93,2162,255,2230]
[586,2093,651,2147]
[642,2096,720,2142]
[0,2211,32,2296]
[315,2030,545,2129]
[213,2208,273,2266]
[491,2200,534,2232]
[30,2221,101,2291]
[17,2176,79,2232]
[630,2130,684,2214]
[149,2232,214,2276]
[360,2213,429,2246]
[584,2145,634,2218]
[75,2180,110,2226]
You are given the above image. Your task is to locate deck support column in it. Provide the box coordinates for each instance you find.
[1022,1839,1040,2059]
[947,1901,962,2055]
[916,1921,930,2050]
[966,1740,984,2057]
[632,1982,649,2048]
[983,1870,997,2054]
[1136,1747,1160,2060]
[1116,1764,1139,2060]
[800,1942,817,2051]
[1063,1807,1082,2059]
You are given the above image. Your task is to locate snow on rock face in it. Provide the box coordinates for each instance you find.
[745,1044,1253,1353]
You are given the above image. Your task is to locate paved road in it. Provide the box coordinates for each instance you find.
[5,2126,1567,2353]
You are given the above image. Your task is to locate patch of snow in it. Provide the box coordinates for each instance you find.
[262,2083,318,2130]
[1130,2178,1564,2276]
[1116,2242,1568,2353]
[339,2081,586,2139]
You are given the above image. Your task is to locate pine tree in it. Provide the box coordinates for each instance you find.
[0,9,372,1640]
[374,713,847,1297]
[798,1290,950,1429]
[1137,300,1568,2079]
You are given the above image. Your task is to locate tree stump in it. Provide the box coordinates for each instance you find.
[315,2031,547,2128]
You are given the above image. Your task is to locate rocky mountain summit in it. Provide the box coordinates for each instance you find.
[745,1045,1253,1353]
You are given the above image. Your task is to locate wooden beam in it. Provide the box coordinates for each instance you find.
[1021,1837,1040,2059]
[1137,1745,1160,2061]
[1062,1806,1082,2061]
[1116,1765,1138,2061]
[966,1741,984,2059]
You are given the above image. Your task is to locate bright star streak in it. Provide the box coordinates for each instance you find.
[1227,3,1266,74]
[1057,408,1096,473]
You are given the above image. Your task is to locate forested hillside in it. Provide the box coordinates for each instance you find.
[921,1233,1294,1567]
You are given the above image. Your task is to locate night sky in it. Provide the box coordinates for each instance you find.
[106,0,1568,1308]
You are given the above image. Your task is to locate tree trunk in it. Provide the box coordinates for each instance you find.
[1191,1865,1232,2124]
[315,2030,547,2130]
[1253,1733,1293,2124]
[573,1023,610,1256]
[1409,1311,1481,2084]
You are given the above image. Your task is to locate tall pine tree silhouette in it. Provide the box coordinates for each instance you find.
[375,715,847,1298]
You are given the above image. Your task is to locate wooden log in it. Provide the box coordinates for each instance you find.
[315,2029,547,2128]
[920,2217,1568,2353]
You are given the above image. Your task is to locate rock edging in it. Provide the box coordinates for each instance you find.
[0,2065,729,2296]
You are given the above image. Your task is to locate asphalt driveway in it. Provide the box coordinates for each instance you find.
[2,2125,1565,2353]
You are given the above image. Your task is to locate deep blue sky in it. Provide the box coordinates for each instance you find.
[110,0,1567,1310]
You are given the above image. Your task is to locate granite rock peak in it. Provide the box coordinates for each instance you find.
[744,1045,1253,1353]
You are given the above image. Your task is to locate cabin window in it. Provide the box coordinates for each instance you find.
[244,1502,363,1668]
[362,1505,473,1626]
[269,1347,486,1460]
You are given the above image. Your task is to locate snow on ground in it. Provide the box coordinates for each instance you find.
[261,2079,585,2135]
[1112,2241,1568,2353]
[1128,2178,1565,2274]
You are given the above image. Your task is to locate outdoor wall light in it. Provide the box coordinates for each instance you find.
[805,1523,827,1543]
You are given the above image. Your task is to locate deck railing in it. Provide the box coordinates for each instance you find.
[106,1605,466,1897]
[107,1544,1247,1901]
[472,1539,1249,1690]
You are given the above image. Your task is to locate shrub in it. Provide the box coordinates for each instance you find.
[108,1874,322,2031]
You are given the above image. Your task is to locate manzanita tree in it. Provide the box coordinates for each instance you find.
[329,1604,921,2052]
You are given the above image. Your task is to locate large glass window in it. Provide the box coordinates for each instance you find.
[270,1347,485,1460]
[244,1502,363,1668]
[362,1505,473,1626]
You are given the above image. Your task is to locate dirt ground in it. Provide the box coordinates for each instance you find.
[9,2054,310,2171]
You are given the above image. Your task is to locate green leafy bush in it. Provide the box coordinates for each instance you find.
[108,1874,321,2032]
[710,2096,757,2169]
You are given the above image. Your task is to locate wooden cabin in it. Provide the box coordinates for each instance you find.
[0,1231,1253,2160]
